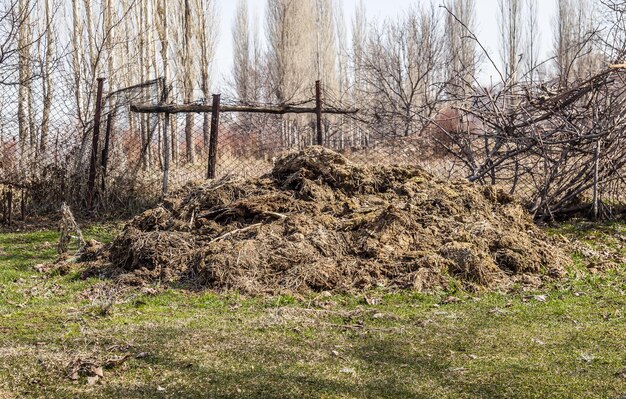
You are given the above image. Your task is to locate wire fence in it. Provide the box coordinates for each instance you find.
[132,87,473,190]
[0,76,165,220]
[1,77,626,223]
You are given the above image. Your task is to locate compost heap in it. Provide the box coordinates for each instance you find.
[103,146,568,294]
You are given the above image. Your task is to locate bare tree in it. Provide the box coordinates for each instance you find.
[39,0,55,153]
[232,0,252,103]
[0,0,24,79]
[350,0,368,147]
[600,0,626,60]
[554,0,601,84]
[574,0,602,78]
[155,0,176,167]
[332,1,349,148]
[522,0,540,83]
[265,0,317,147]
[197,0,217,150]
[315,0,338,92]
[444,0,476,97]
[351,0,366,94]
[17,0,32,166]
[334,2,348,99]
[313,0,339,145]
[266,0,316,104]
[361,5,446,138]
[498,0,522,86]
[181,0,195,164]
[250,9,263,103]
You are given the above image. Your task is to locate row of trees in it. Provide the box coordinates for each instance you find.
[2,0,611,143]
[0,0,621,177]
[229,0,609,141]
[1,0,218,170]
[2,0,626,217]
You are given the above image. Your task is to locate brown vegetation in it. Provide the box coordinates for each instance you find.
[83,147,568,294]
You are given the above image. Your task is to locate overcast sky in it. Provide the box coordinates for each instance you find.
[212,0,558,88]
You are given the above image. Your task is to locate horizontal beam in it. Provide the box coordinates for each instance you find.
[130,103,358,115]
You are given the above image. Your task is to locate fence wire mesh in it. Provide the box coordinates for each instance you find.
[153,92,472,187]
[2,78,626,223]
[0,76,164,219]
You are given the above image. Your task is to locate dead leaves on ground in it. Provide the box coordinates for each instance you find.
[66,353,132,385]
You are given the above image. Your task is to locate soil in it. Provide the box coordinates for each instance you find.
[84,146,569,294]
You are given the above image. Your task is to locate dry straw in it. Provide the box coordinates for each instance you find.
[90,147,569,294]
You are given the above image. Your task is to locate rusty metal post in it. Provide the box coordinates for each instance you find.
[161,78,170,195]
[101,110,114,192]
[20,189,26,221]
[315,80,323,146]
[207,94,221,179]
[0,189,4,223]
[592,139,601,220]
[162,112,170,194]
[87,77,105,209]
[7,186,12,226]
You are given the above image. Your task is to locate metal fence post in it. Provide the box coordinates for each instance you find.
[20,189,26,221]
[163,112,170,194]
[101,110,114,192]
[0,189,4,223]
[161,77,170,195]
[207,94,221,179]
[315,80,323,146]
[87,77,105,209]
[592,139,601,219]
[6,186,12,225]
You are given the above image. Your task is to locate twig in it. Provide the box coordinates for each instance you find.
[263,211,287,219]
[210,223,263,243]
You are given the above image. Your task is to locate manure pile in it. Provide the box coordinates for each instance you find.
[101,147,568,294]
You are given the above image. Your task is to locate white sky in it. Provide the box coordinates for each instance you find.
[212,0,558,89]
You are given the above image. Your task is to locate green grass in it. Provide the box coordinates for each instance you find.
[0,222,625,398]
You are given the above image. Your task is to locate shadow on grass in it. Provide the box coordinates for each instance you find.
[0,231,58,245]
[0,248,57,273]
[6,298,626,399]
[95,344,446,399]
[63,322,541,399]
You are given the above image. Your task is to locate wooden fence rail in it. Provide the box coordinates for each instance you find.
[129,80,357,194]
[130,103,357,115]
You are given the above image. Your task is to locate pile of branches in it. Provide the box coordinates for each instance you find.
[436,69,626,220]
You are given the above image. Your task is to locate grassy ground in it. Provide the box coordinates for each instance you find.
[0,222,625,398]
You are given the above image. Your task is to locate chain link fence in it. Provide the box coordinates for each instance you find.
[0,76,164,220]
[131,94,470,188]
[1,78,626,223]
